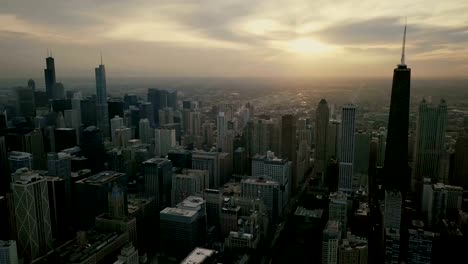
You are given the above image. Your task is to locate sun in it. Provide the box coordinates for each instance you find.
[285,38,333,55]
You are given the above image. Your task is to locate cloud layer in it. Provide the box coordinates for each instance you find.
[2,0,468,78]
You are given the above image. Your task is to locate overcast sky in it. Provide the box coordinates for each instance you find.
[2,0,468,78]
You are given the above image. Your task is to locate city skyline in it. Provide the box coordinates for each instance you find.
[2,1,468,78]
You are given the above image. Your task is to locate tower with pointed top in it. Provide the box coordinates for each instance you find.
[95,58,110,138]
[384,21,411,193]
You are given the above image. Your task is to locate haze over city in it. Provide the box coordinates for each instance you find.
[2,0,468,78]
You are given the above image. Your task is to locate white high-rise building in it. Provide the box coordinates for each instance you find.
[138,118,152,144]
[154,128,176,157]
[322,220,341,264]
[111,115,124,142]
[339,105,356,192]
[114,127,132,148]
[11,169,52,261]
[0,240,19,264]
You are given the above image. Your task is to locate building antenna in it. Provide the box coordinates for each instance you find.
[47,48,49,57]
[100,51,103,65]
[400,17,407,66]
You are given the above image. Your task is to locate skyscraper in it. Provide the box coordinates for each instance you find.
[47,152,72,211]
[383,23,411,192]
[281,114,297,193]
[142,158,173,209]
[338,105,356,192]
[8,151,33,173]
[95,59,110,138]
[44,54,56,100]
[322,220,341,264]
[110,115,124,142]
[453,132,468,189]
[11,169,52,261]
[138,118,152,144]
[217,112,227,151]
[315,99,330,174]
[0,240,19,264]
[413,99,447,188]
[15,86,36,118]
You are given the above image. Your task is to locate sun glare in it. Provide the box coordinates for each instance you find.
[285,38,333,55]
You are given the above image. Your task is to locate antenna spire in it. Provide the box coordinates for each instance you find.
[100,51,103,65]
[400,17,407,66]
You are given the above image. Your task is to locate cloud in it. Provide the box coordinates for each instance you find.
[2,0,468,77]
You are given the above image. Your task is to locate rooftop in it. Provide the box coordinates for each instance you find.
[160,207,197,217]
[78,171,124,184]
[177,196,205,209]
[294,207,323,218]
[181,247,216,264]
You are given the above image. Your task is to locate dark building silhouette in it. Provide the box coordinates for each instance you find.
[52,99,72,114]
[81,126,105,173]
[0,136,10,195]
[168,149,192,169]
[44,55,56,100]
[95,61,110,138]
[80,98,97,127]
[54,128,77,152]
[34,91,48,108]
[281,114,297,193]
[108,99,125,119]
[383,40,411,192]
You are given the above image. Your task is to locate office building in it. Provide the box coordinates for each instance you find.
[8,151,33,173]
[47,152,71,210]
[385,228,400,264]
[322,220,341,264]
[168,148,192,168]
[172,169,208,206]
[11,169,52,261]
[407,221,437,264]
[192,151,222,189]
[0,137,9,194]
[138,118,152,144]
[326,120,341,161]
[81,126,105,173]
[453,132,468,189]
[383,25,411,192]
[329,192,348,238]
[142,158,173,209]
[54,128,77,152]
[75,171,127,228]
[233,147,248,176]
[95,60,110,138]
[315,99,330,174]
[428,183,447,228]
[111,115,124,142]
[44,55,56,100]
[51,83,65,100]
[154,128,176,157]
[339,104,356,192]
[114,127,132,148]
[114,243,138,264]
[204,189,222,228]
[159,204,205,256]
[384,190,402,230]
[15,86,36,118]
[217,112,227,151]
[127,197,156,254]
[413,99,447,189]
[43,176,68,242]
[281,114,297,192]
[252,152,290,209]
[108,99,125,118]
[0,240,19,264]
[241,176,281,223]
[338,237,368,264]
[95,183,137,249]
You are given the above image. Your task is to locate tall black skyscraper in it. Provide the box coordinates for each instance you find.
[44,53,56,100]
[384,24,411,192]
